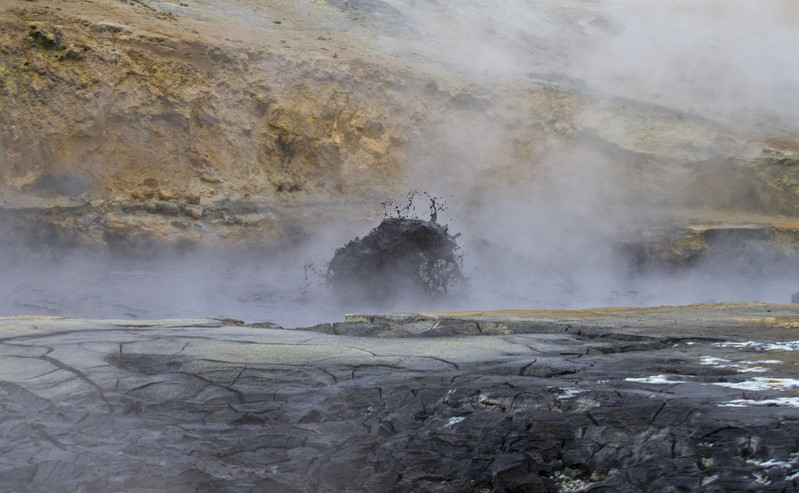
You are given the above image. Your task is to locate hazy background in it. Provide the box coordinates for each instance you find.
[1,0,797,326]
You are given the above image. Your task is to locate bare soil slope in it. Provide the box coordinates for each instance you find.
[0,0,797,256]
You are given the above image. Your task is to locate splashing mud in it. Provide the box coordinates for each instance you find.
[327,217,465,302]
[326,193,465,303]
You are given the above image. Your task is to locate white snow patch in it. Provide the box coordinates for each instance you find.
[558,388,587,399]
[754,471,772,485]
[713,377,799,391]
[625,375,688,384]
[721,397,799,408]
[745,455,799,483]
[444,416,465,428]
[715,341,799,352]
[700,356,780,373]
[700,356,730,366]
[759,459,793,468]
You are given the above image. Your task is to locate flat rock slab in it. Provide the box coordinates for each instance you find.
[1,303,798,492]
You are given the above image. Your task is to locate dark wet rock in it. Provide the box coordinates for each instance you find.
[2,304,799,492]
[326,217,465,302]
[155,201,181,216]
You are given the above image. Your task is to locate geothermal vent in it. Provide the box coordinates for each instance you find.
[326,196,465,302]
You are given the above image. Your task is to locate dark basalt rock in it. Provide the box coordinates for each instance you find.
[326,217,465,302]
[2,306,799,492]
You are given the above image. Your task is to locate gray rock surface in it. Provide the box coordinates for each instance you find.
[1,303,799,492]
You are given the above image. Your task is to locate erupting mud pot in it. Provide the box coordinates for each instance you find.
[327,192,466,303]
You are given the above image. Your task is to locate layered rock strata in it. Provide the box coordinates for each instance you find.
[0,0,796,263]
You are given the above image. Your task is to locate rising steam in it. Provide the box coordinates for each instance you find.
[0,0,796,328]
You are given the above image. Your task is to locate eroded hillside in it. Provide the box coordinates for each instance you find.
[0,0,797,263]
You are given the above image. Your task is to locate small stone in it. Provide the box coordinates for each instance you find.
[132,188,157,200]
[157,201,180,216]
[157,189,178,201]
[199,173,221,184]
[184,194,201,205]
[183,204,203,219]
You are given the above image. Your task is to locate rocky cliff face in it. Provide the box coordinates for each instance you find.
[0,0,415,248]
[0,0,796,262]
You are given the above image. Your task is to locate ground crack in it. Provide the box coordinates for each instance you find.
[40,354,115,412]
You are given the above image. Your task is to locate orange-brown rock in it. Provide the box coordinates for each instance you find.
[0,0,796,258]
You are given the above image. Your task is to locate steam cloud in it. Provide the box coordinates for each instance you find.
[1,0,796,327]
[378,0,799,313]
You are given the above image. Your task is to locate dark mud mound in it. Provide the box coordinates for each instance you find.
[326,217,465,302]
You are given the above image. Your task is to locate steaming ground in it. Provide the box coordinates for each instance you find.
[0,242,794,328]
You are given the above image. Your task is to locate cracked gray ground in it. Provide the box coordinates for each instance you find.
[1,304,799,492]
